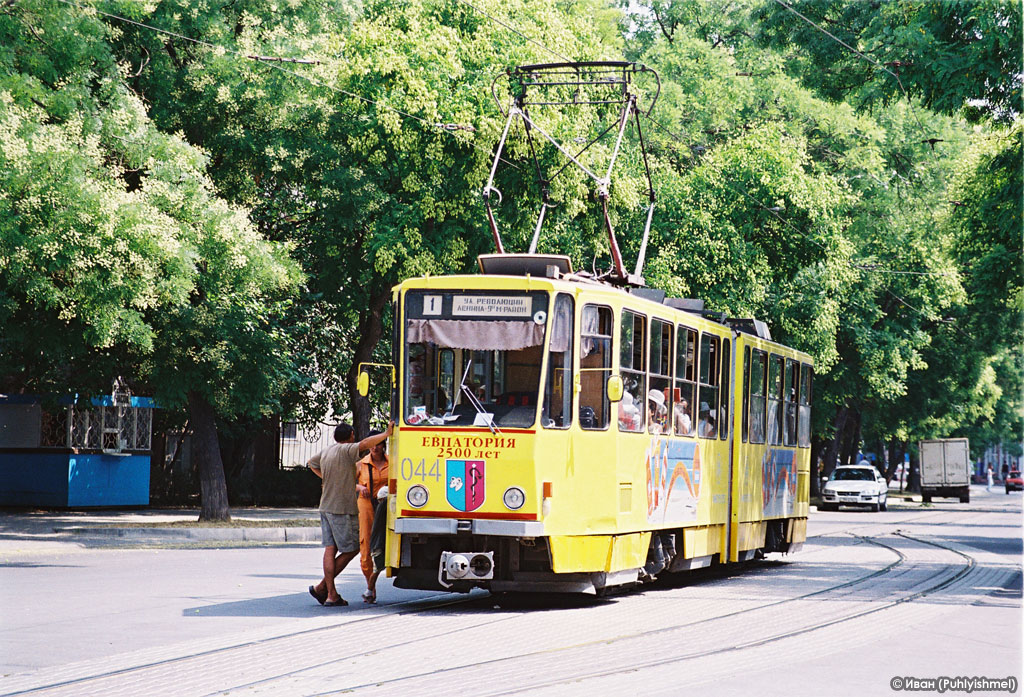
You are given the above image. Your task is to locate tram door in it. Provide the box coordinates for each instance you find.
[572,303,620,532]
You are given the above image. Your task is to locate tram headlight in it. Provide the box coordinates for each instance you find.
[503,486,526,511]
[407,484,428,508]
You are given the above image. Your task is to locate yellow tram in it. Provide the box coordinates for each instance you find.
[371,253,813,594]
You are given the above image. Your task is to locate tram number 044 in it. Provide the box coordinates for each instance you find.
[400,457,443,482]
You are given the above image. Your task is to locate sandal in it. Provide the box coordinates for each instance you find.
[309,585,326,605]
[362,590,376,604]
[324,597,348,607]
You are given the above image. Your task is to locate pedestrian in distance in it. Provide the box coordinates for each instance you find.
[308,420,393,607]
[986,465,994,492]
[356,431,389,603]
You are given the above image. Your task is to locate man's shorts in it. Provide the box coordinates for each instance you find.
[320,512,359,553]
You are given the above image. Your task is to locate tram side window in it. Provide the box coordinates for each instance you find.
[674,326,697,436]
[719,338,731,440]
[783,359,798,446]
[766,354,783,445]
[697,333,720,439]
[798,363,813,447]
[648,319,672,435]
[579,305,612,430]
[543,294,574,429]
[618,310,646,432]
[748,349,767,444]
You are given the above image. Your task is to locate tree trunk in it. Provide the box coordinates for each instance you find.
[820,406,849,481]
[884,437,898,482]
[809,434,825,497]
[907,448,921,493]
[347,287,391,439]
[839,408,862,466]
[188,390,231,521]
[884,438,905,484]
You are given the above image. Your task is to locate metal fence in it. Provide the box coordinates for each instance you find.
[278,421,334,469]
[40,404,152,452]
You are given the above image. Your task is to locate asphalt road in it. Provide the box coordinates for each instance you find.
[1,484,1020,697]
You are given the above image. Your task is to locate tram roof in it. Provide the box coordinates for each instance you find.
[395,272,811,362]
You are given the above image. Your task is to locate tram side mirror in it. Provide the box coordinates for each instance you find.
[606,375,624,403]
[357,371,370,397]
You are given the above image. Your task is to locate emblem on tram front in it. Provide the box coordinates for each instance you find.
[446,460,486,512]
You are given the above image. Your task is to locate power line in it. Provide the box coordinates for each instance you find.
[768,0,932,139]
[452,0,574,64]
[638,111,965,331]
[55,0,476,134]
[55,0,320,65]
[640,113,958,280]
[852,265,957,277]
[261,62,474,133]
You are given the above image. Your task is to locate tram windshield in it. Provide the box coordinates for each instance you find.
[403,290,549,428]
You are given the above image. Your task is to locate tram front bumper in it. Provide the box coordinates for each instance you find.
[395,518,544,536]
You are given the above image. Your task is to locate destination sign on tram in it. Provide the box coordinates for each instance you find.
[406,290,547,320]
[452,295,531,317]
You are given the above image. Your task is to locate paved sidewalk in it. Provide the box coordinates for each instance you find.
[0,507,321,549]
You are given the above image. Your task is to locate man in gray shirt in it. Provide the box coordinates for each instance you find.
[308,421,393,606]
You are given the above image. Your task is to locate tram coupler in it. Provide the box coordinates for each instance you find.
[438,551,494,588]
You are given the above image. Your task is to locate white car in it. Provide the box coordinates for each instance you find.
[820,465,888,512]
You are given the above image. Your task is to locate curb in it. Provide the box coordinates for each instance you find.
[58,526,321,542]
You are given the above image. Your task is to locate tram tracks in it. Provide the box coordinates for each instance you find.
[310,531,979,697]
[1,527,990,697]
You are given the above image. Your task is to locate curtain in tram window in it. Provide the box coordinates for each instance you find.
[406,319,544,351]
[549,299,572,353]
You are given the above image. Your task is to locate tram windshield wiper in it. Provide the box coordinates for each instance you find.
[452,359,500,434]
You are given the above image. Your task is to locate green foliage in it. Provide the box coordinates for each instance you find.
[0,0,302,423]
[626,0,1020,453]
[2,0,1018,463]
[103,0,621,423]
[754,0,1023,122]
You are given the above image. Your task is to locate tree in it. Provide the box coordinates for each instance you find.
[754,0,1022,122]
[623,0,1014,479]
[105,0,623,436]
[0,0,302,519]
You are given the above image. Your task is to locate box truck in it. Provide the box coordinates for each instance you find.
[918,438,971,503]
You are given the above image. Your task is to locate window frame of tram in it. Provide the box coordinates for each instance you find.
[742,346,750,444]
[618,309,647,433]
[579,304,613,431]
[766,353,784,446]
[798,363,813,448]
[697,333,720,439]
[719,338,731,441]
[438,349,455,413]
[747,348,768,444]
[783,358,799,446]
[391,295,401,420]
[542,293,574,430]
[674,325,698,437]
[648,318,672,435]
[401,290,548,428]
